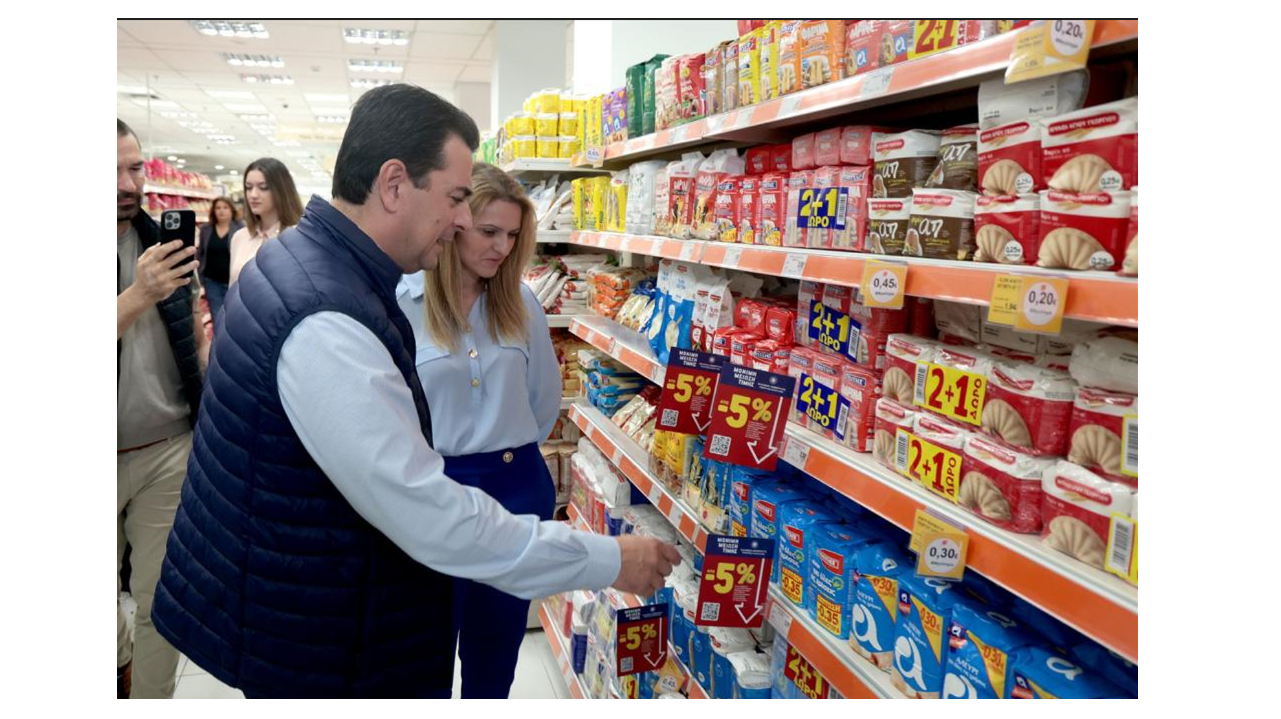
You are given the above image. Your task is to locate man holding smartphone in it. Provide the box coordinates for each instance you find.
[116,119,206,698]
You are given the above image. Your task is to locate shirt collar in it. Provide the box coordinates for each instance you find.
[397,270,426,301]
[301,195,404,295]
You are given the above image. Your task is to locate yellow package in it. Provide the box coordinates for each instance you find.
[589,176,609,231]
[512,113,535,135]
[537,137,558,158]
[738,29,762,107]
[536,90,561,114]
[572,179,585,230]
[577,106,587,152]
[587,96,604,149]
[559,112,579,137]
[560,93,575,113]
[761,21,783,101]
[512,135,537,158]
[777,20,804,95]
[607,173,628,231]
[559,136,580,159]
[535,113,559,138]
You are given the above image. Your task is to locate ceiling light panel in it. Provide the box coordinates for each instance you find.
[191,21,269,39]
[350,78,393,89]
[225,53,285,68]
[348,59,403,74]
[242,74,294,85]
[343,28,409,46]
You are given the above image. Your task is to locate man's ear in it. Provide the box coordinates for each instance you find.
[376,159,409,213]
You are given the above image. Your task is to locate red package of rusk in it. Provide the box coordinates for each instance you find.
[974,194,1041,265]
[979,120,1042,196]
[960,435,1054,534]
[791,133,816,171]
[730,330,763,367]
[806,167,840,250]
[1042,97,1138,194]
[771,144,793,173]
[737,176,761,245]
[814,128,842,167]
[831,165,872,251]
[750,338,779,372]
[787,346,816,423]
[783,170,814,248]
[765,306,796,344]
[712,326,739,358]
[1040,460,1135,570]
[981,359,1079,457]
[796,281,821,347]
[1067,387,1138,485]
[840,363,882,452]
[746,147,772,175]
[872,398,917,473]
[839,125,881,166]
[908,297,934,337]
[1036,190,1133,272]
[757,172,788,246]
[808,350,847,440]
[735,298,770,334]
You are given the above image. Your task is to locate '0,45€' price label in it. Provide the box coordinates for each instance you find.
[913,362,986,426]
[860,260,907,309]
[895,428,963,502]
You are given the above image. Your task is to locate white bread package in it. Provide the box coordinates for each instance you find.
[933,300,983,344]
[911,413,969,454]
[974,194,1040,264]
[978,121,1042,196]
[1041,460,1136,569]
[1069,387,1138,484]
[961,435,1053,534]
[1037,190,1133,271]
[873,398,917,470]
[883,334,940,404]
[1042,97,1138,193]
[977,70,1088,130]
[907,189,979,260]
[1120,186,1138,276]
[1069,335,1138,395]
[625,160,668,235]
[872,130,941,198]
[982,359,1079,457]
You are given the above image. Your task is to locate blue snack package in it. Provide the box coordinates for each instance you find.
[942,602,1037,699]
[690,627,712,690]
[777,502,840,608]
[850,541,911,670]
[1006,646,1128,698]
[892,574,962,699]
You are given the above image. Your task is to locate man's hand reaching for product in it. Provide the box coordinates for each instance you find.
[612,535,683,597]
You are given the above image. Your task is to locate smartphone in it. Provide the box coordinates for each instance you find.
[160,209,198,279]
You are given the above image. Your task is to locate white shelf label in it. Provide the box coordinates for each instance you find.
[782,253,809,279]
[768,602,794,638]
[680,242,699,261]
[611,445,624,466]
[671,125,690,143]
[723,247,744,268]
[586,147,603,163]
[780,95,804,118]
[782,437,811,470]
[861,67,895,99]
[705,114,726,133]
[733,109,754,129]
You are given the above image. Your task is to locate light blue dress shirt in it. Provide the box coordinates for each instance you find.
[276,311,620,600]
[396,272,562,456]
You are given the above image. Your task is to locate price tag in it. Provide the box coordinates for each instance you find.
[680,241,700,261]
[705,114,726,134]
[860,260,907,309]
[779,94,804,118]
[987,274,1024,326]
[671,124,691,144]
[784,644,828,699]
[796,374,851,442]
[796,186,848,230]
[860,67,894,98]
[703,364,795,471]
[782,253,809,279]
[808,300,861,361]
[655,349,725,435]
[695,534,774,627]
[909,509,969,580]
[913,362,987,426]
[1104,513,1138,586]
[1121,414,1138,478]
[895,429,963,502]
[733,108,755,129]
[909,20,961,60]
[722,246,744,268]
[767,599,794,637]
[650,364,667,386]
[1015,276,1069,335]
[586,147,603,164]
[908,509,965,554]
[1006,20,1097,84]
[615,603,669,677]
[781,436,811,470]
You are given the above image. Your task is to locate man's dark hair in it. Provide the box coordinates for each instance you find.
[118,118,140,145]
[332,84,480,205]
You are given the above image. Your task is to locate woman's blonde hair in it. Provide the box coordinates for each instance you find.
[423,163,537,351]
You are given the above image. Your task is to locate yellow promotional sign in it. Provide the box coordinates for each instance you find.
[1014,276,1070,335]
[1006,20,1097,84]
[915,362,986,426]
[987,274,1024,326]
[861,260,908,309]
[896,429,963,502]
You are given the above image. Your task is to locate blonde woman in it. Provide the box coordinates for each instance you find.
[228,157,303,285]
[395,162,560,698]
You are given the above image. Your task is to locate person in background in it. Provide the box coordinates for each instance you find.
[228,157,302,285]
[396,163,556,698]
[116,119,206,698]
[151,84,679,698]
[196,196,243,332]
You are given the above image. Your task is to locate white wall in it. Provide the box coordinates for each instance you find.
[491,20,568,126]
[607,20,739,86]
[455,82,492,134]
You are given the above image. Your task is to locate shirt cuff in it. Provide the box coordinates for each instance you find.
[576,530,621,591]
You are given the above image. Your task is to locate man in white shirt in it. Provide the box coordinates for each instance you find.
[151,84,679,698]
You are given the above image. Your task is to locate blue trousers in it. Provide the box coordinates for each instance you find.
[202,277,229,335]
[444,443,556,699]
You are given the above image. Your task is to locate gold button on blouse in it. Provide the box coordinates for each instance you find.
[471,378,481,388]
[502,451,514,463]
[469,349,478,359]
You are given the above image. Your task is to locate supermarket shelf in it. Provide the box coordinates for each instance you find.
[571,312,1139,664]
[575,21,1139,170]
[548,313,590,328]
[561,397,579,411]
[502,158,608,176]
[537,229,574,244]
[568,231,1138,326]
[144,183,218,200]
[671,651,710,699]
[779,427,1138,663]
[538,603,589,700]
[568,401,709,553]
[765,586,904,699]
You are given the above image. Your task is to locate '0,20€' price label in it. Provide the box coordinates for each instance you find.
[895,428,963,502]
[913,362,987,426]
[1015,276,1070,335]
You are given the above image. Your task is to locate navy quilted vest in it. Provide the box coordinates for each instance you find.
[152,197,454,698]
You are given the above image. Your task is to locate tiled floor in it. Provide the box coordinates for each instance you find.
[170,628,571,699]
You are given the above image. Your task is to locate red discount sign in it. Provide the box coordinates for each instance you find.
[695,535,774,628]
[655,349,724,435]
[703,364,795,471]
[784,644,828,699]
[615,603,668,677]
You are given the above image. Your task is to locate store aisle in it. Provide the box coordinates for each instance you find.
[170,629,569,699]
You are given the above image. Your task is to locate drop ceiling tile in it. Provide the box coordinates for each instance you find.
[408,33,483,61]
[472,34,493,61]
[153,49,228,72]
[117,46,169,71]
[457,64,492,83]
[415,20,493,35]
[404,61,465,83]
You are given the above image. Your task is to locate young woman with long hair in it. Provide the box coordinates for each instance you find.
[228,157,303,285]
[396,162,559,698]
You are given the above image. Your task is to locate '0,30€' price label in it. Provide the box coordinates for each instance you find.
[913,362,987,426]
[895,428,963,502]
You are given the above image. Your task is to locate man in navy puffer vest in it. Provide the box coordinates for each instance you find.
[152,84,681,698]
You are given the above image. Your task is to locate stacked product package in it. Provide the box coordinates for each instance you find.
[524,254,608,315]
[498,88,581,162]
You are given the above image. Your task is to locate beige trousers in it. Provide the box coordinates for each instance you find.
[117,432,190,699]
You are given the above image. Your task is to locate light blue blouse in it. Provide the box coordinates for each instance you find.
[396,272,563,456]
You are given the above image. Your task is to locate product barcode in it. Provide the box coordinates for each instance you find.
[1107,517,1135,576]
[895,432,909,472]
[1123,417,1138,474]
[660,408,680,428]
[700,602,720,622]
[620,656,634,673]
[836,402,849,441]
[836,189,848,225]
[914,363,928,404]
[710,434,732,457]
